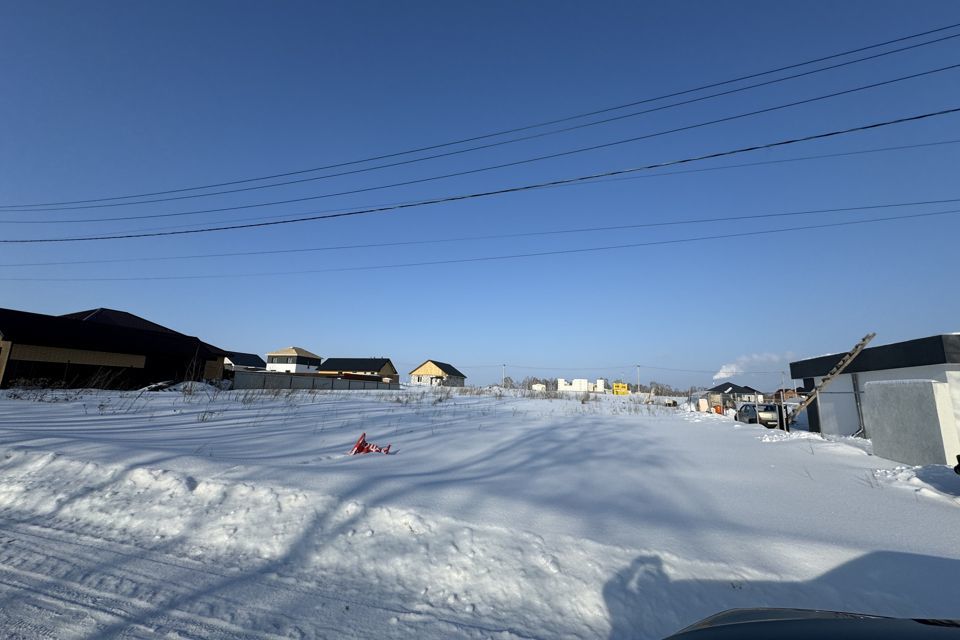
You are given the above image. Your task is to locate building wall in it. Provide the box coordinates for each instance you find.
[233,370,399,391]
[266,362,318,374]
[558,378,597,393]
[203,358,224,380]
[813,363,960,436]
[317,365,397,381]
[9,343,145,368]
[862,380,960,465]
[410,361,445,377]
[0,340,11,387]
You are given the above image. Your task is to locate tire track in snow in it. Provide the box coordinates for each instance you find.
[0,519,538,639]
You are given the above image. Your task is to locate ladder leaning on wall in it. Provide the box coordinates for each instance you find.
[786,332,876,427]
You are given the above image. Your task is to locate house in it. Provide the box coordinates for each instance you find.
[265,347,322,374]
[557,378,607,394]
[224,352,267,372]
[409,360,467,387]
[789,334,960,441]
[531,383,547,392]
[705,382,763,409]
[316,358,398,382]
[770,387,804,401]
[0,306,226,389]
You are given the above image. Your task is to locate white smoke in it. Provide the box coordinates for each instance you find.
[712,352,793,381]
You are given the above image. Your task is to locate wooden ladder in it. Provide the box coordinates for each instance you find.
[787,332,876,426]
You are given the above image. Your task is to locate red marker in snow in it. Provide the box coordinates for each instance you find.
[349,432,391,455]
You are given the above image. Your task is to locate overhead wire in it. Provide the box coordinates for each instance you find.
[5,207,956,280]
[2,195,958,268]
[4,62,959,226]
[4,105,957,243]
[3,20,959,209]
[83,137,960,236]
[6,31,960,213]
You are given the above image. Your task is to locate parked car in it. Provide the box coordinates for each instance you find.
[736,403,782,428]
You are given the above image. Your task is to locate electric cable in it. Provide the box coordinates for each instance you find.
[3,105,956,243]
[6,31,958,213]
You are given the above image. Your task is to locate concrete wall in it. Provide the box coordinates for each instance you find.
[233,370,399,391]
[813,364,960,436]
[862,380,960,466]
[266,362,319,374]
[558,378,590,393]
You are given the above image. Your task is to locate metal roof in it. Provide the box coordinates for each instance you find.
[317,358,395,372]
[0,307,226,359]
[790,334,960,379]
[410,360,467,378]
[225,352,267,368]
[266,346,321,358]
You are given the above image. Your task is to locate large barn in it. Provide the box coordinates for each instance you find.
[0,307,226,389]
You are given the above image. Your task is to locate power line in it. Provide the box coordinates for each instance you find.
[5,207,958,281]
[2,195,957,268]
[88,137,960,236]
[4,20,958,210]
[8,136,960,233]
[8,32,960,214]
[4,105,957,244]
[5,62,958,226]
[494,363,784,374]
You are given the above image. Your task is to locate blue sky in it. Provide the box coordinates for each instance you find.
[2,1,959,388]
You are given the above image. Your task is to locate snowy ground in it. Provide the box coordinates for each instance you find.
[0,386,957,639]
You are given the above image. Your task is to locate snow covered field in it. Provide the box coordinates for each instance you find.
[0,386,957,639]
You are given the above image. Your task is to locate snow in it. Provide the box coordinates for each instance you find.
[0,386,958,638]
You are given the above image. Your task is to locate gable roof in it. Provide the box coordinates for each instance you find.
[61,308,182,335]
[225,352,267,368]
[0,307,226,359]
[266,346,321,358]
[410,360,467,378]
[318,358,394,373]
[707,382,760,395]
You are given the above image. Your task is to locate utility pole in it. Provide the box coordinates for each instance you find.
[636,364,640,395]
[502,364,506,387]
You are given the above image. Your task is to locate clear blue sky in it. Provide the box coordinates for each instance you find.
[2,1,959,388]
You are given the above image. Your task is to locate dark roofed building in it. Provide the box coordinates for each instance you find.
[409,360,467,387]
[0,307,226,389]
[789,334,960,436]
[316,358,398,382]
[705,382,763,408]
[60,308,181,334]
[224,352,267,371]
[707,382,760,396]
